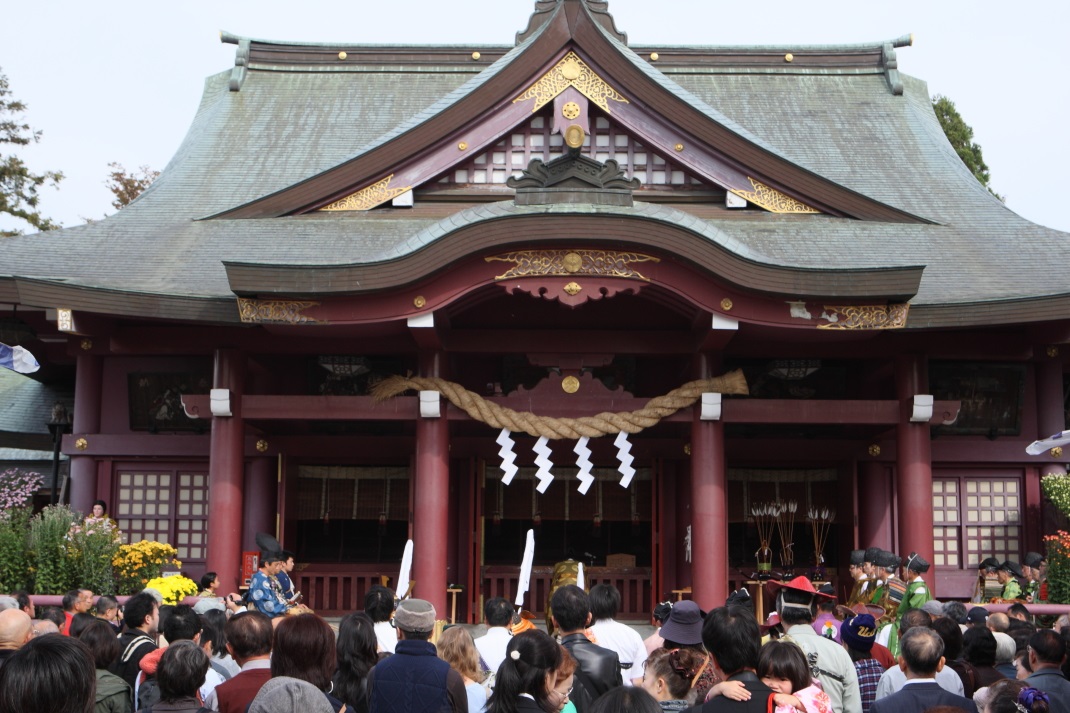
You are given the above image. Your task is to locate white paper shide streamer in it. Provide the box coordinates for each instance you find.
[533,436,555,493]
[576,562,585,590]
[397,539,413,599]
[497,428,519,484]
[574,436,595,494]
[516,529,535,608]
[614,431,635,488]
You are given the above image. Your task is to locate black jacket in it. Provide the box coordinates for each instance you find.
[685,672,774,713]
[871,681,977,713]
[560,633,622,713]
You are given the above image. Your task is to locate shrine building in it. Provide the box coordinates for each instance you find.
[3,0,1069,618]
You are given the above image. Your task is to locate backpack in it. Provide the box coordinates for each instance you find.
[137,673,161,712]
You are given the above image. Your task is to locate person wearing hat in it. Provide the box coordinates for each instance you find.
[768,576,862,713]
[867,551,893,610]
[367,598,467,713]
[1022,552,1045,603]
[972,557,1002,603]
[997,561,1024,601]
[847,550,871,607]
[841,613,883,712]
[249,552,291,619]
[896,553,933,627]
[659,600,718,702]
[863,548,882,588]
[812,584,842,643]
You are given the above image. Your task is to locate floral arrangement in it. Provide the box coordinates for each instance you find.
[28,505,80,594]
[0,469,41,591]
[0,468,43,510]
[1044,530,1070,604]
[1042,474,1070,519]
[67,517,123,596]
[144,575,198,605]
[113,540,181,594]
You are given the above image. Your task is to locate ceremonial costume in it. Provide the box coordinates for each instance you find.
[896,553,933,627]
[999,561,1024,601]
[972,557,1002,603]
[846,550,871,607]
[249,569,289,617]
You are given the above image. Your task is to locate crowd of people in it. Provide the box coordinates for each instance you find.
[0,545,1068,713]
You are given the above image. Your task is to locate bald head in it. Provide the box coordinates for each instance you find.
[987,612,1010,633]
[32,619,59,637]
[0,609,33,650]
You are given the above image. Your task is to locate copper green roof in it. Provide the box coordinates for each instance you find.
[1,1,1068,329]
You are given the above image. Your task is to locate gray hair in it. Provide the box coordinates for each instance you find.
[0,596,18,611]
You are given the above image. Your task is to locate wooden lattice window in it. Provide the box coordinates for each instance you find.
[432,113,706,191]
[932,474,1021,569]
[114,466,209,564]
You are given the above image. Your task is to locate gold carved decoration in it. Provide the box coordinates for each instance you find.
[720,298,734,311]
[471,52,481,60]
[562,101,581,120]
[1047,346,1060,358]
[563,282,582,296]
[487,249,660,281]
[256,439,270,453]
[650,52,660,62]
[731,177,820,214]
[80,338,93,351]
[514,51,629,114]
[75,437,89,451]
[561,375,581,394]
[785,53,794,62]
[868,444,881,457]
[1053,447,1064,458]
[674,143,684,152]
[413,296,427,308]
[338,51,347,60]
[320,174,412,212]
[817,304,909,330]
[458,142,468,151]
[564,124,586,148]
[237,298,324,325]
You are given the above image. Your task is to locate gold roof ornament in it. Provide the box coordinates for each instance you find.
[514,51,629,114]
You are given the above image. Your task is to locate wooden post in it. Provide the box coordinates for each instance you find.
[206,349,246,594]
[895,354,935,593]
[69,352,102,514]
[690,353,728,609]
[413,350,449,616]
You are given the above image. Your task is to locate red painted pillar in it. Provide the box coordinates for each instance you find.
[858,461,894,551]
[691,354,728,609]
[206,349,245,594]
[896,354,935,592]
[243,457,278,552]
[69,352,102,514]
[413,351,449,615]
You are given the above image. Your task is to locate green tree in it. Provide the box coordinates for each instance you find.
[105,162,159,210]
[0,67,63,236]
[932,94,1004,202]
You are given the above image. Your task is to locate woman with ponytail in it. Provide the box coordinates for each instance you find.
[486,630,563,713]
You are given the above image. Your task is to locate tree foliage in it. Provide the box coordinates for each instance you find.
[105,162,159,210]
[0,67,63,237]
[932,94,1004,202]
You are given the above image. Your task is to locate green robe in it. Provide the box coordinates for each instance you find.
[896,579,932,626]
[1001,579,1023,600]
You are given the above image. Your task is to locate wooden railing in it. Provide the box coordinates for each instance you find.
[482,566,652,619]
[296,565,392,615]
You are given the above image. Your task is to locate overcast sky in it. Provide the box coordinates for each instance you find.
[2,0,1067,234]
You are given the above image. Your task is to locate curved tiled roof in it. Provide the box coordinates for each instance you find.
[2,3,1068,329]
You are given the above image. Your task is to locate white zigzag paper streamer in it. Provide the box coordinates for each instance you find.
[533,436,555,493]
[574,437,595,494]
[614,431,635,488]
[497,428,518,485]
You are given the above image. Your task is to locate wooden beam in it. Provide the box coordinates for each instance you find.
[181,394,959,426]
